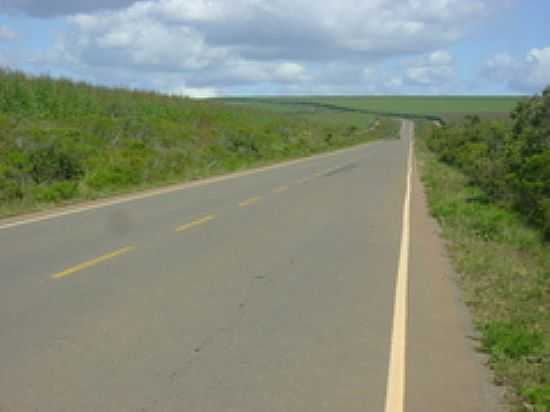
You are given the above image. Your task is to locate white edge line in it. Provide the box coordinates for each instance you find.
[384,121,413,412]
[0,141,380,231]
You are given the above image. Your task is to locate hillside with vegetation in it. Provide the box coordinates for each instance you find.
[0,70,395,217]
[419,87,550,411]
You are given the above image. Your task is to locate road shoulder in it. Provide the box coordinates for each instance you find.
[405,156,505,411]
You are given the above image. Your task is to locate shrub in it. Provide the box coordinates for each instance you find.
[0,165,23,201]
[29,144,84,183]
[31,181,79,203]
[426,86,550,238]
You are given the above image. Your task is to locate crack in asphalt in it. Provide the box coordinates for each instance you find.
[321,162,358,177]
[166,272,272,390]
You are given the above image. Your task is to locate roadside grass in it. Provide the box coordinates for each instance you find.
[415,121,550,411]
[0,69,398,219]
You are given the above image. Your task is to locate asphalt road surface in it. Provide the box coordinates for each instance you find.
[0,121,501,412]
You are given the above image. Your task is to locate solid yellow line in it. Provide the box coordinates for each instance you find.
[272,185,289,193]
[176,214,216,232]
[51,246,135,279]
[239,196,261,207]
[384,121,413,412]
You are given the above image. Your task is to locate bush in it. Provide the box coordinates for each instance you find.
[0,165,23,201]
[427,86,550,238]
[29,144,84,183]
[31,181,79,203]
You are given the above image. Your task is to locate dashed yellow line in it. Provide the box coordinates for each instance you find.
[51,246,136,279]
[272,185,289,193]
[176,214,216,232]
[239,196,261,207]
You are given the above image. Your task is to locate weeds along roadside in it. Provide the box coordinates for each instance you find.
[0,69,399,219]
[415,119,550,412]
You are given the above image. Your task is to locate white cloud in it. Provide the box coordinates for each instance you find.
[69,13,228,71]
[170,85,220,98]
[484,53,518,77]
[362,66,377,81]
[32,0,512,94]
[405,66,453,85]
[384,76,404,89]
[65,0,485,60]
[0,26,17,41]
[525,47,550,89]
[401,50,455,86]
[428,50,453,66]
[273,62,308,83]
[482,47,550,92]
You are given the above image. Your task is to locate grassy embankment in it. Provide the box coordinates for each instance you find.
[0,70,397,218]
[416,88,550,411]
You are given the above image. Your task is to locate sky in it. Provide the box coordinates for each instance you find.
[0,0,548,97]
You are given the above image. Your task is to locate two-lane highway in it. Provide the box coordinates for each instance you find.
[0,121,499,411]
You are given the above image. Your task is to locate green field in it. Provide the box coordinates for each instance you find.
[221,95,524,123]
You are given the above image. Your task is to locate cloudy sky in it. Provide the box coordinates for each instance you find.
[0,0,548,97]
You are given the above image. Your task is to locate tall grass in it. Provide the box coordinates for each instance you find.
[0,69,395,217]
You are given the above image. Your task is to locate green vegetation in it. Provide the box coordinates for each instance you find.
[222,95,523,123]
[426,89,550,239]
[0,69,396,218]
[417,87,550,411]
[1,65,545,409]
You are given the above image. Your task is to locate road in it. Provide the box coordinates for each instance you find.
[0,121,500,411]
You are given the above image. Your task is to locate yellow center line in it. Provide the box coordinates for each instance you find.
[51,245,136,280]
[384,123,413,412]
[239,196,261,207]
[272,185,289,193]
[176,214,216,232]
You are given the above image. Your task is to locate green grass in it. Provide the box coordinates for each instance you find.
[294,95,522,115]
[0,69,398,218]
[221,96,524,123]
[416,121,550,412]
[227,99,380,127]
